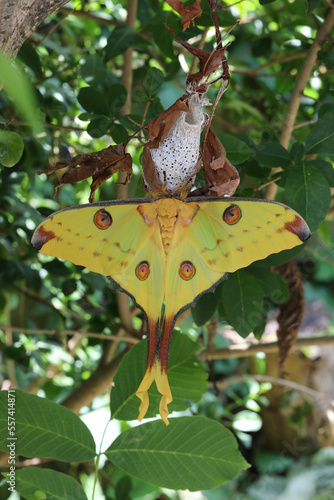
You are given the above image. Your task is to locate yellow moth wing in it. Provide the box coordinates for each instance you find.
[31,200,165,318]
[163,220,226,320]
[163,198,310,320]
[184,198,310,274]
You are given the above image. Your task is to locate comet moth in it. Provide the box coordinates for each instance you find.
[31,194,310,425]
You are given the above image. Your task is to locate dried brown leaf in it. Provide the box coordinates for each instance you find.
[271,261,305,373]
[38,144,132,202]
[202,128,239,196]
[141,147,163,193]
[165,25,228,91]
[166,0,202,30]
[145,98,190,149]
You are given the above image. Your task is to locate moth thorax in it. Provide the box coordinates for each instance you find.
[148,94,210,193]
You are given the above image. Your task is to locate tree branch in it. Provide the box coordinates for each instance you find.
[0,0,70,57]
[211,374,334,408]
[265,5,334,200]
[199,334,334,360]
[61,349,128,414]
[59,6,118,26]
[0,325,139,344]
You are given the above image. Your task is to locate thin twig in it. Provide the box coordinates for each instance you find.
[254,176,282,191]
[199,334,334,361]
[59,6,118,26]
[8,120,85,133]
[0,326,139,344]
[211,374,334,407]
[293,118,318,130]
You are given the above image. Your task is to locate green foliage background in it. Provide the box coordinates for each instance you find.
[0,0,334,499]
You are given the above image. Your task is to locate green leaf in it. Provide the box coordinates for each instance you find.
[17,41,43,78]
[107,84,127,116]
[77,87,108,115]
[110,331,207,420]
[285,162,331,232]
[79,54,106,86]
[248,267,290,304]
[106,417,249,491]
[317,220,331,246]
[220,270,264,338]
[255,142,290,168]
[192,292,218,326]
[0,130,24,167]
[305,112,334,155]
[257,243,307,267]
[14,467,88,500]
[0,52,41,132]
[306,0,320,14]
[151,14,177,58]
[219,134,253,164]
[259,0,276,4]
[143,67,165,97]
[87,116,111,138]
[307,159,334,187]
[105,26,135,61]
[290,142,305,165]
[115,476,132,500]
[110,123,129,143]
[0,390,96,461]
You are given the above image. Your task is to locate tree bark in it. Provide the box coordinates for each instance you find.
[0,0,69,57]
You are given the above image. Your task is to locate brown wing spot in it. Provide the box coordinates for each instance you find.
[93,251,101,257]
[228,234,234,239]
[256,226,261,230]
[56,236,63,242]
[86,235,93,239]
[237,247,244,252]
[242,229,249,233]
[224,252,230,258]
[79,246,84,251]
[202,239,223,253]
[276,228,283,234]
[101,238,108,243]
[31,227,56,250]
[67,241,73,246]
[266,221,271,225]
[114,242,134,254]
[208,259,217,266]
[57,222,62,226]
[284,216,311,242]
[120,261,128,268]
[75,233,80,237]
[66,228,71,232]
[275,213,282,218]
[137,205,153,226]
[107,256,113,262]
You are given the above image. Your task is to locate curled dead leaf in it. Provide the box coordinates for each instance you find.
[271,261,305,374]
[141,147,163,193]
[38,144,132,202]
[166,0,202,30]
[145,98,190,149]
[165,25,229,93]
[199,128,239,196]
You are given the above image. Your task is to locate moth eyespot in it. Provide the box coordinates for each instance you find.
[223,204,241,225]
[94,210,112,229]
[136,261,150,281]
[179,261,196,281]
